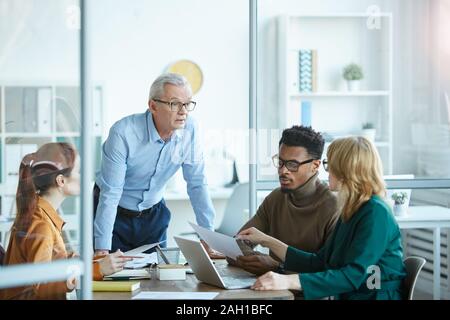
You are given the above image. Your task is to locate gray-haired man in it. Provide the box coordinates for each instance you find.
[93,73,222,258]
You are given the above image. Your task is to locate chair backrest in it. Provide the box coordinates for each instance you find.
[403,256,426,300]
[0,243,5,265]
[216,183,249,236]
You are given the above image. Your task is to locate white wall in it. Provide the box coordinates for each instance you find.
[89,0,249,135]
[0,0,249,140]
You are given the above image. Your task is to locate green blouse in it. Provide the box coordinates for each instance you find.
[285,195,406,300]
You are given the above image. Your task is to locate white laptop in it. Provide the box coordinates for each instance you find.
[174,236,256,290]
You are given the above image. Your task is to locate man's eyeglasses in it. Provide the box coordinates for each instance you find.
[153,99,196,112]
[323,159,329,172]
[272,154,316,172]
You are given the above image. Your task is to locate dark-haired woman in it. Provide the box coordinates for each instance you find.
[2,143,131,299]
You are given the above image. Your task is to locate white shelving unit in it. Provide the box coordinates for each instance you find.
[277,13,393,174]
[291,91,390,97]
[0,83,104,247]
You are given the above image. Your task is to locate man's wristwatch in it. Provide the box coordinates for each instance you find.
[275,262,285,273]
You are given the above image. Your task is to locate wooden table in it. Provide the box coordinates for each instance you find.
[93,260,294,300]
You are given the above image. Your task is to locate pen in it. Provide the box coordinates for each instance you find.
[155,245,171,264]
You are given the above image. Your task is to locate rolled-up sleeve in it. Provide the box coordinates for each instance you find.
[94,125,128,250]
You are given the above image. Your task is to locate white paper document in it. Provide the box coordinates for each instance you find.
[124,241,165,256]
[124,252,158,269]
[132,291,219,300]
[189,222,243,260]
[104,269,151,279]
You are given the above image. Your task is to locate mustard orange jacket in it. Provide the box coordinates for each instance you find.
[2,197,102,300]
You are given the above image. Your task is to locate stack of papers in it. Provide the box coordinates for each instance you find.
[104,269,151,280]
[124,252,158,269]
[123,242,162,269]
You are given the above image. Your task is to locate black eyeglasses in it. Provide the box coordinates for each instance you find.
[153,99,196,112]
[272,154,316,172]
[323,159,329,172]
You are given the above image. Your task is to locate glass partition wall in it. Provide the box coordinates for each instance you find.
[1,0,249,299]
[251,0,450,299]
[0,0,88,299]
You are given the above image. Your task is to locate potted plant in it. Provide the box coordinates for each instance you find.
[361,122,376,142]
[391,192,408,217]
[343,63,363,91]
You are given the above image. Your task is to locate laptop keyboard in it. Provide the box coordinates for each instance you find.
[215,263,256,288]
[221,275,256,288]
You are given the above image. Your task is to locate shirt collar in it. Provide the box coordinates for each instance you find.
[146,110,184,143]
[173,127,184,141]
[37,197,65,232]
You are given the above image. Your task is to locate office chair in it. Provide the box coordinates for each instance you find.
[403,256,426,300]
[0,243,5,265]
[215,183,249,236]
[180,183,250,238]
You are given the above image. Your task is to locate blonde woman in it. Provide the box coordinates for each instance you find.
[237,137,406,300]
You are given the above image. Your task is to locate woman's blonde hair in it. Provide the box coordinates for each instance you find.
[327,136,386,221]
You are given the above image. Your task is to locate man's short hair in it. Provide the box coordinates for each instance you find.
[279,125,325,160]
[149,73,192,101]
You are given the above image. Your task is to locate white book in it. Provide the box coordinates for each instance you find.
[5,144,38,187]
[93,87,102,136]
[288,50,300,92]
[2,195,16,218]
[37,88,52,134]
[5,145,22,186]
[104,269,150,280]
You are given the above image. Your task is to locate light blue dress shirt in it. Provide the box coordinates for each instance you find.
[94,110,215,250]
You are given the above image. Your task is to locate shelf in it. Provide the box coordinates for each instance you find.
[4,132,86,138]
[325,140,390,147]
[290,91,390,97]
[55,132,81,137]
[4,133,53,138]
[278,13,393,174]
[288,13,393,18]
[164,187,234,201]
[374,141,390,147]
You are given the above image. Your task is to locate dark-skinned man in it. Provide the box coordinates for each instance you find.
[229,126,339,275]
